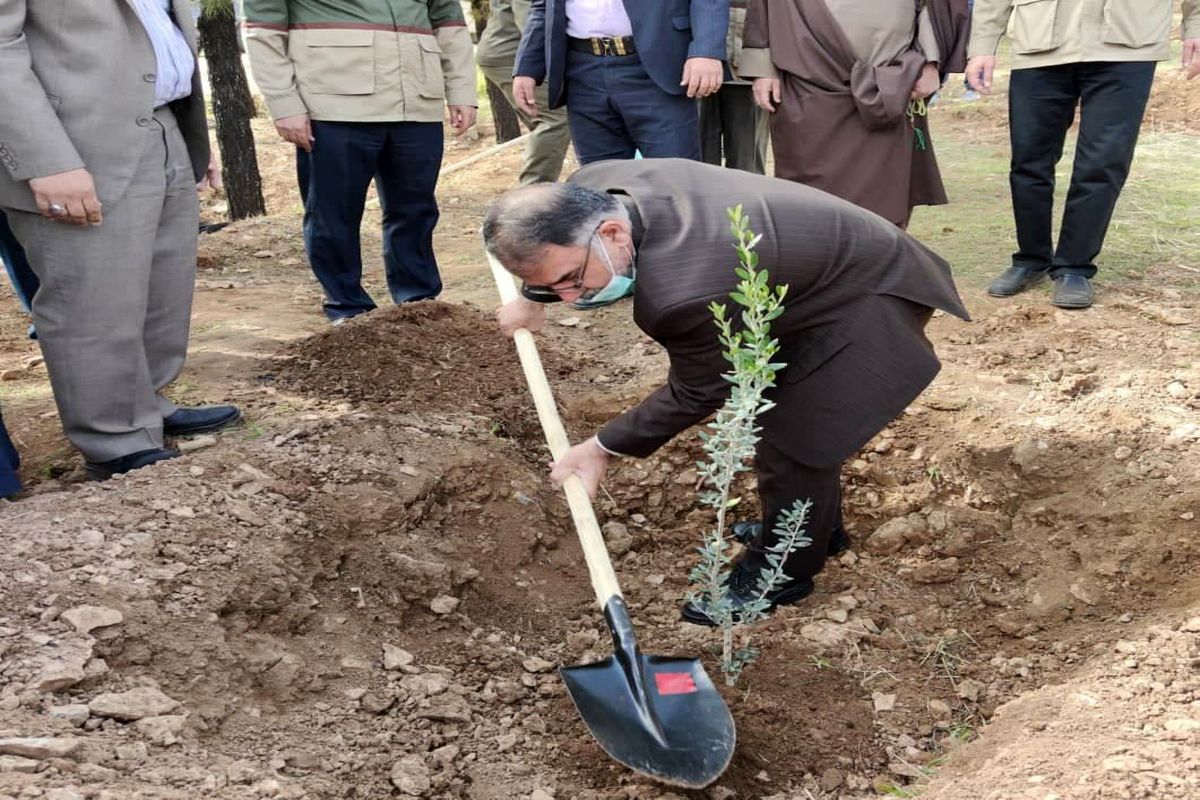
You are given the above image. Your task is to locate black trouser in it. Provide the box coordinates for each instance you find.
[296,121,444,322]
[751,440,843,580]
[699,83,769,174]
[1008,61,1155,278]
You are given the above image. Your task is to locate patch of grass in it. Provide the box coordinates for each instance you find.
[914,630,978,689]
[240,421,267,440]
[808,654,836,671]
[0,383,54,403]
[948,718,978,745]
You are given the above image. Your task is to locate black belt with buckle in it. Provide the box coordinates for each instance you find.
[567,35,637,56]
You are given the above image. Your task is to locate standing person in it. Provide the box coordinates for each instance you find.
[741,0,969,228]
[0,209,38,338]
[484,159,970,623]
[0,0,239,481]
[478,0,573,184]
[511,0,730,165]
[700,1,770,174]
[244,0,479,324]
[968,0,1199,310]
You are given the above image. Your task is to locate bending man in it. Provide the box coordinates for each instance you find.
[484,159,970,624]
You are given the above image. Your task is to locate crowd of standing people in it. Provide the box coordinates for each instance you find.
[0,0,1197,501]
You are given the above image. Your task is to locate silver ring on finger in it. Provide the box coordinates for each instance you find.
[49,203,66,217]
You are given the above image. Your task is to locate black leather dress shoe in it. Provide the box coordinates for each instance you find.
[987,266,1049,297]
[731,520,851,556]
[163,405,242,437]
[1051,274,1095,309]
[681,555,814,627]
[85,448,180,481]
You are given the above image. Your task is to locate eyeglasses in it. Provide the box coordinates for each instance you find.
[522,224,601,300]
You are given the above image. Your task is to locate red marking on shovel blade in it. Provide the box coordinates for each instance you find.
[655,672,698,695]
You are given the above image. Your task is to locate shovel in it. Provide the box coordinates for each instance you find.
[487,252,736,788]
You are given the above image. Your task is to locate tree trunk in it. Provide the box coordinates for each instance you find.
[469,0,522,144]
[198,4,266,220]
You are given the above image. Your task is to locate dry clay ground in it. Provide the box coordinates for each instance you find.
[1,82,1200,800]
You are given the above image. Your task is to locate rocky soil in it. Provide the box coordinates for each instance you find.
[0,279,1197,800]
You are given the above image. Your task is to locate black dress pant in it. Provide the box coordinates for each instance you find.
[1008,61,1155,278]
[751,439,843,581]
[699,83,769,175]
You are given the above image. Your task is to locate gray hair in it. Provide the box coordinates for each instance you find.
[482,183,628,278]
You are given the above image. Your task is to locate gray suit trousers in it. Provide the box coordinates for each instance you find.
[6,108,198,462]
[479,63,571,185]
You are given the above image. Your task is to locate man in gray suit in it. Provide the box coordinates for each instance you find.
[0,0,240,480]
[485,159,970,624]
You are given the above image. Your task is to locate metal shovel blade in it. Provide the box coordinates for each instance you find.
[560,597,736,788]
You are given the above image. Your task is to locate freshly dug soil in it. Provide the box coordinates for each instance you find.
[271,301,580,446]
[2,280,1198,799]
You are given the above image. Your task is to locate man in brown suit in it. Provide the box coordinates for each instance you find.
[484,159,970,624]
[0,0,240,480]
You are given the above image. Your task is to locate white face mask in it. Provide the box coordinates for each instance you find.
[572,234,636,310]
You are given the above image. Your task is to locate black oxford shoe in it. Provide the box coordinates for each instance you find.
[163,405,242,437]
[1050,275,1095,309]
[987,266,1049,297]
[85,448,180,481]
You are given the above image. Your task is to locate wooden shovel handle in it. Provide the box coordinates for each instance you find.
[487,251,624,607]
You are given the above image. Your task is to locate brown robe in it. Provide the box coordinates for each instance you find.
[744,0,967,227]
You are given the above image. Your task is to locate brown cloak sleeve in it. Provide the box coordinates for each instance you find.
[924,0,971,76]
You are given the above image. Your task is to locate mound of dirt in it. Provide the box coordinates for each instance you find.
[921,617,1200,800]
[272,301,574,415]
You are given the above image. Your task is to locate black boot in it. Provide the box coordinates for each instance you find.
[85,448,180,481]
[731,520,851,556]
[163,405,242,437]
[680,554,813,627]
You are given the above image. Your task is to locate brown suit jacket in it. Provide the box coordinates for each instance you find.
[0,0,210,213]
[571,159,970,468]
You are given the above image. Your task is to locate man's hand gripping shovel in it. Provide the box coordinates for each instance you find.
[487,252,736,788]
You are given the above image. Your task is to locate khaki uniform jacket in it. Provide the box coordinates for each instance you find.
[476,0,530,69]
[244,0,477,123]
[969,0,1200,66]
[0,0,210,214]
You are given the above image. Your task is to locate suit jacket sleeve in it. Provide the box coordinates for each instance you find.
[0,0,86,181]
[967,0,1013,58]
[597,301,732,458]
[244,0,309,121]
[430,0,478,107]
[688,0,731,60]
[514,0,548,80]
[738,0,777,79]
[1185,0,1200,39]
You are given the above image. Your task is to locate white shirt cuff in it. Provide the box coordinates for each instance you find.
[594,436,629,458]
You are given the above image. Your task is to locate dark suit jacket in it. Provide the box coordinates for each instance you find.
[0,0,210,213]
[570,159,971,469]
[515,0,730,108]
